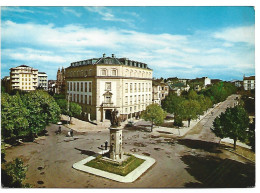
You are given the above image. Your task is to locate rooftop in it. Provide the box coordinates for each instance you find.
[69,54,151,70]
[243,76,255,81]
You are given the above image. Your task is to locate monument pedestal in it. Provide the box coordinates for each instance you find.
[109,127,123,161]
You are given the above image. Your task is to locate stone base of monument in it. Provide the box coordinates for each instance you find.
[100,153,130,165]
[72,150,156,183]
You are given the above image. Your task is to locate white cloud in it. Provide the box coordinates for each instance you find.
[63,7,82,18]
[84,7,128,23]
[1,7,34,13]
[214,25,255,45]
[1,20,255,80]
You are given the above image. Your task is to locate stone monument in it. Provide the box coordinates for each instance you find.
[109,109,123,161]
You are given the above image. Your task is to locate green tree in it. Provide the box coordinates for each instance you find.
[211,105,249,149]
[187,89,198,100]
[56,99,82,121]
[161,94,185,126]
[141,104,167,132]
[22,90,61,137]
[1,93,29,143]
[181,99,201,127]
[69,102,82,121]
[1,158,31,188]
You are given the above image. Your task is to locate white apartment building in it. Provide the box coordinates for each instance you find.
[243,76,255,90]
[38,72,48,90]
[9,65,38,91]
[65,54,153,123]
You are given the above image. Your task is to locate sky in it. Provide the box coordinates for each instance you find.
[1,6,255,80]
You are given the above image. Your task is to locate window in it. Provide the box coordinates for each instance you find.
[77,83,79,91]
[125,83,128,93]
[89,82,92,92]
[81,82,83,92]
[74,82,76,91]
[125,96,128,105]
[111,69,117,76]
[85,95,88,104]
[81,95,84,103]
[77,94,79,102]
[125,108,128,113]
[134,83,137,92]
[130,83,133,93]
[105,82,111,91]
[142,83,144,92]
[130,107,132,112]
[89,96,92,105]
[146,83,148,92]
[138,95,140,102]
[105,96,111,103]
[139,83,141,92]
[85,82,88,92]
[130,96,132,104]
[101,69,107,76]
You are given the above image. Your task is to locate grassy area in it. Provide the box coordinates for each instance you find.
[85,155,145,176]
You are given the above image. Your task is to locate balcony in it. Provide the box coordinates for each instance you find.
[101,102,114,107]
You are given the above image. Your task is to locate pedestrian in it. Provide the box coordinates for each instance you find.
[70,129,74,137]
[105,140,108,150]
[58,126,61,133]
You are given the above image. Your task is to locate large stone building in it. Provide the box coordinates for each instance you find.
[65,54,153,123]
[243,75,255,90]
[9,65,38,91]
[152,79,169,105]
[38,72,48,90]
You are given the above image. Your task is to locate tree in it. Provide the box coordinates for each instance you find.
[56,99,82,121]
[1,158,31,187]
[141,104,167,132]
[69,102,82,121]
[22,90,61,137]
[181,99,201,127]
[211,105,249,149]
[161,94,185,126]
[1,93,29,143]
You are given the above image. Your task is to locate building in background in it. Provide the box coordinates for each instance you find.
[243,75,255,90]
[65,54,153,124]
[38,72,48,90]
[48,80,57,93]
[56,67,66,94]
[188,77,211,91]
[152,78,169,105]
[9,65,38,91]
[231,80,243,88]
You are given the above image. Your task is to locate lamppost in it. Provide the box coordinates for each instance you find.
[67,94,70,126]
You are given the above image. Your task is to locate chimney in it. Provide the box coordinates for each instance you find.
[103,53,106,58]
[112,54,115,58]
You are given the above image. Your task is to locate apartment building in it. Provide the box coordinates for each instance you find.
[38,72,48,90]
[152,79,169,105]
[9,65,38,91]
[243,75,255,90]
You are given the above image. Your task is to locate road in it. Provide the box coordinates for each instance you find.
[184,94,240,142]
[4,95,254,188]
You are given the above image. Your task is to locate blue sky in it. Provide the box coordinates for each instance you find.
[1,6,255,80]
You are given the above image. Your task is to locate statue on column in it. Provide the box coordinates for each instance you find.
[110,109,121,128]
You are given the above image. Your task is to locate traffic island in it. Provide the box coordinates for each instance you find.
[72,151,155,183]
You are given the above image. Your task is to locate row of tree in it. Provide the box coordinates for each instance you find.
[161,90,213,127]
[1,90,61,144]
